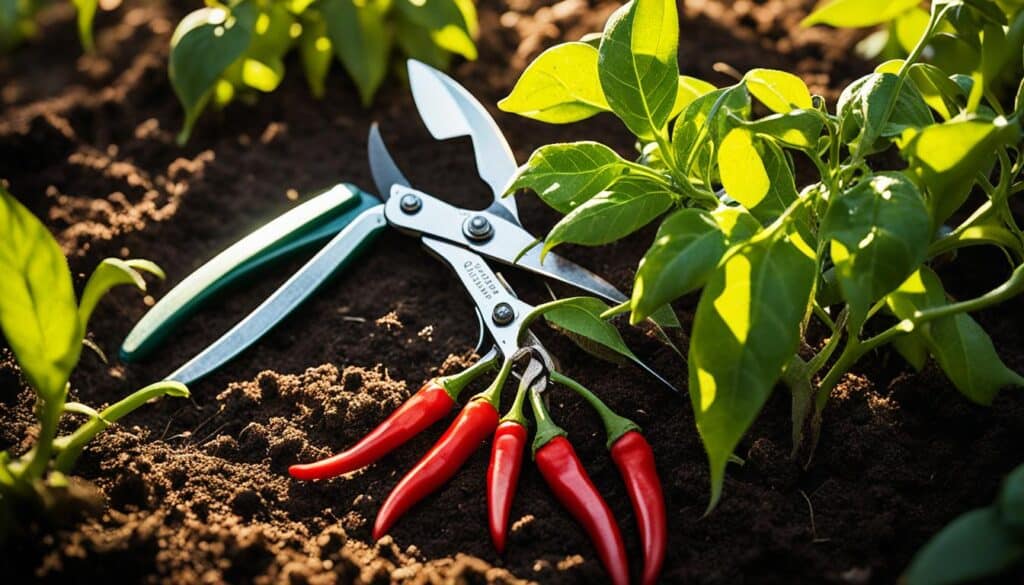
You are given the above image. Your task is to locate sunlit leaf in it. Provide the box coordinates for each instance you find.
[542,175,675,257]
[498,42,610,123]
[744,68,813,113]
[630,206,760,324]
[598,0,680,139]
[0,189,82,399]
[822,173,931,327]
[690,223,817,510]
[802,0,920,28]
[505,142,628,213]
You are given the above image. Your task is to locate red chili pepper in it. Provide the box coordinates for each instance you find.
[373,398,499,539]
[611,431,666,585]
[530,387,629,585]
[288,380,455,481]
[486,420,527,553]
[536,436,630,585]
[289,355,495,481]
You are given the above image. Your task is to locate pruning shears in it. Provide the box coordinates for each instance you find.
[120,60,675,393]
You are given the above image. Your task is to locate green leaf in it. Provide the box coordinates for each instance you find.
[801,0,921,28]
[672,86,751,183]
[0,189,82,399]
[322,0,391,106]
[171,1,256,143]
[753,141,800,224]
[247,3,295,61]
[498,42,610,123]
[741,109,825,150]
[71,0,98,52]
[78,258,163,333]
[837,72,933,155]
[894,7,930,53]
[598,0,680,139]
[670,75,717,119]
[822,173,931,327]
[630,206,760,324]
[899,116,1021,224]
[540,297,639,364]
[744,68,813,113]
[718,128,770,209]
[506,142,628,213]
[999,464,1024,529]
[395,0,476,60]
[690,224,817,511]
[298,15,332,99]
[903,507,1024,585]
[541,176,674,257]
[394,11,451,69]
[907,62,963,120]
[241,57,284,92]
[893,332,929,371]
[169,1,258,144]
[887,267,1024,404]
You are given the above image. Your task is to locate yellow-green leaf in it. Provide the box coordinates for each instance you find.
[718,128,770,209]
[745,68,813,113]
[801,0,920,28]
[690,224,817,511]
[499,42,610,123]
[0,189,82,399]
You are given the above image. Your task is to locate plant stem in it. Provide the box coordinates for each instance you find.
[529,386,566,455]
[502,379,530,426]
[550,371,638,448]
[440,350,500,399]
[53,381,188,473]
[476,357,515,408]
[20,392,65,481]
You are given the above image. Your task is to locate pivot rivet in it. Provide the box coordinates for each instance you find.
[464,215,494,241]
[400,194,422,214]
[492,303,515,326]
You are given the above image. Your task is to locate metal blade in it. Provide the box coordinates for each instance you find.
[368,123,410,199]
[384,185,627,304]
[407,60,520,224]
[165,206,387,385]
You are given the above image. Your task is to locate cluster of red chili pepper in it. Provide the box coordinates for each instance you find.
[289,348,666,585]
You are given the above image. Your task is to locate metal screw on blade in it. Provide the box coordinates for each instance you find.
[492,302,514,326]
[463,215,493,241]
[400,194,422,214]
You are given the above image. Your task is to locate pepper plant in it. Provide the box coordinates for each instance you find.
[169,0,478,144]
[500,0,1024,509]
[0,188,189,536]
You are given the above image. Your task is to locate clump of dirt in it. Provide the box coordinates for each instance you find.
[2,0,1023,584]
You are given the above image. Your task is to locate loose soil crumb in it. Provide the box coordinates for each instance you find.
[2,0,1023,583]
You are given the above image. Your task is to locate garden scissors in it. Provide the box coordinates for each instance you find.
[119,60,675,391]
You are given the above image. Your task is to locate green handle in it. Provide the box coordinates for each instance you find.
[120,183,382,362]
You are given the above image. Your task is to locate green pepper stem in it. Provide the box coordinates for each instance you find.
[474,357,515,408]
[550,371,638,449]
[439,351,500,400]
[501,379,530,426]
[529,387,566,455]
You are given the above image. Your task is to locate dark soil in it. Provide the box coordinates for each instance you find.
[1,0,1022,583]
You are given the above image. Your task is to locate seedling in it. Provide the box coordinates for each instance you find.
[0,188,189,536]
[169,0,478,144]
[500,0,1024,510]
[0,0,100,52]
